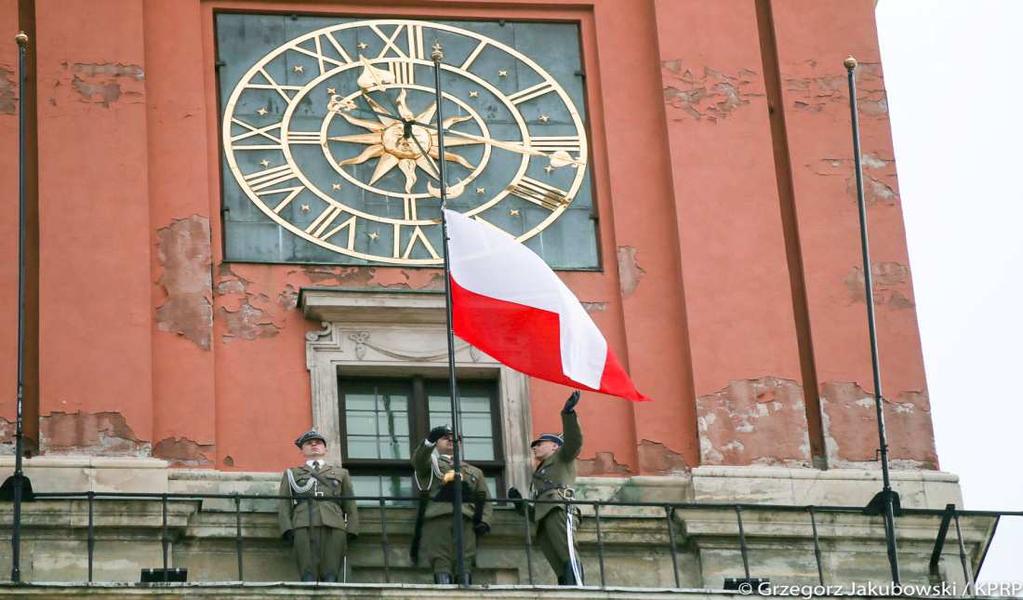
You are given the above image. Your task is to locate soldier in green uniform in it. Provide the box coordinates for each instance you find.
[410,424,493,584]
[278,429,359,583]
[509,391,584,585]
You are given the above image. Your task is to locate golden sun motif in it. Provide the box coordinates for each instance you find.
[329,89,482,193]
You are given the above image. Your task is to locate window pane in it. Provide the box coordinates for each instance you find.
[346,412,377,434]
[463,437,494,461]
[343,381,410,459]
[345,393,377,411]
[377,437,409,460]
[459,394,491,413]
[347,436,379,459]
[351,474,415,506]
[461,413,492,437]
[428,394,451,414]
[378,413,408,436]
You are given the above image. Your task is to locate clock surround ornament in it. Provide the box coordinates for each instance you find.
[221,18,589,266]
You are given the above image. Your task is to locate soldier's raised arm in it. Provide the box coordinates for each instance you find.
[412,425,451,490]
[558,391,583,461]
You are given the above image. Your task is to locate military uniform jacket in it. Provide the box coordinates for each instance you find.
[278,463,359,535]
[530,411,582,526]
[412,442,493,525]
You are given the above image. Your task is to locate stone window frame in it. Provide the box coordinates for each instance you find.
[301,288,533,493]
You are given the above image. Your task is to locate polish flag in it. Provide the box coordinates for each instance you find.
[445,209,650,402]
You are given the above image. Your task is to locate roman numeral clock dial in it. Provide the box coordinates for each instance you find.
[221,18,589,265]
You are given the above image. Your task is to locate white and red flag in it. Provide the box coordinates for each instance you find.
[445,209,650,402]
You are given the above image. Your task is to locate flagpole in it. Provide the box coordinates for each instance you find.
[844,55,901,584]
[431,42,467,586]
[3,31,31,585]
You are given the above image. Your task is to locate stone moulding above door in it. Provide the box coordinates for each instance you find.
[299,288,533,491]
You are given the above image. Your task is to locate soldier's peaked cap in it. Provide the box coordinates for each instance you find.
[295,429,327,448]
[530,433,564,447]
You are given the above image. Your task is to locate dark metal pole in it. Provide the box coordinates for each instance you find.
[809,507,824,585]
[233,494,243,581]
[845,55,901,584]
[735,505,751,579]
[664,506,680,588]
[431,42,467,586]
[87,492,95,583]
[8,30,30,585]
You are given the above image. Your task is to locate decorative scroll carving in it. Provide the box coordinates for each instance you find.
[305,321,332,342]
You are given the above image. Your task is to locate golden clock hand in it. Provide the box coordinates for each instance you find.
[357,55,394,90]
[412,122,584,168]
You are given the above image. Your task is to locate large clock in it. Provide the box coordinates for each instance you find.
[219,17,592,266]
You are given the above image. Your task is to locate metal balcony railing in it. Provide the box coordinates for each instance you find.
[3,491,1018,592]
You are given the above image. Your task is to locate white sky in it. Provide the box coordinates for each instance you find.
[876,0,1023,584]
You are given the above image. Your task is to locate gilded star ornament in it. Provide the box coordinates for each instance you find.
[300,204,310,213]
[260,159,271,167]
[293,65,304,73]
[498,69,509,78]
[327,87,337,95]
[509,208,520,216]
[475,187,486,195]
[332,183,342,190]
[544,164,555,174]
[469,90,479,98]
[257,107,268,116]
[328,89,482,193]
[368,231,379,240]
[538,114,550,123]
[357,42,369,50]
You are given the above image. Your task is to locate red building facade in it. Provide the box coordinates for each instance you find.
[1,0,938,489]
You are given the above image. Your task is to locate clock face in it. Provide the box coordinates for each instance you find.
[221,18,590,266]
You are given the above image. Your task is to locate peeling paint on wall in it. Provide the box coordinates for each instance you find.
[0,417,13,454]
[820,382,937,469]
[155,216,213,349]
[661,62,764,122]
[807,154,900,206]
[697,377,811,466]
[785,61,887,116]
[844,262,915,309]
[0,65,14,115]
[291,266,445,290]
[577,451,633,476]
[40,411,150,456]
[215,266,282,343]
[66,62,144,107]
[152,436,214,467]
[617,246,645,298]
[637,440,689,475]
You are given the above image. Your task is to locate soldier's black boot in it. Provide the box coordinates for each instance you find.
[301,572,316,583]
[434,572,453,584]
[322,573,337,583]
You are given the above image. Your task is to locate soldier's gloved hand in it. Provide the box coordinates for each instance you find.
[562,390,581,414]
[473,521,491,536]
[427,425,450,443]
[508,487,523,501]
[347,532,358,542]
[282,530,294,545]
